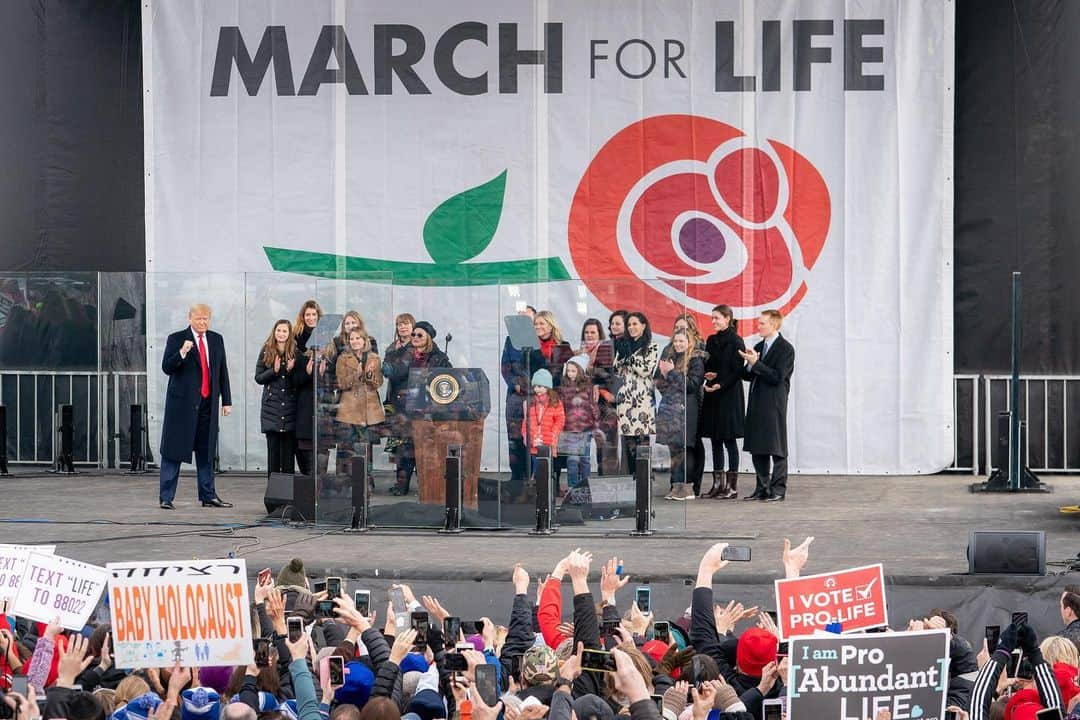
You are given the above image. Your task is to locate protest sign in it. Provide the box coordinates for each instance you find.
[775,564,888,639]
[788,629,950,720]
[0,544,56,607]
[11,552,108,630]
[107,559,252,668]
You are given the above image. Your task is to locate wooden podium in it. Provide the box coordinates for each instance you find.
[406,368,491,510]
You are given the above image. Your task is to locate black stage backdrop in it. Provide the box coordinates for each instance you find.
[0,0,143,272]
[1,0,1079,372]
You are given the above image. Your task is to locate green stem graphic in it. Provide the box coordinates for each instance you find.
[263,246,571,287]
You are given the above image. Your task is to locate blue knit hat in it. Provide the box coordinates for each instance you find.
[399,652,429,674]
[181,687,221,720]
[408,689,446,720]
[531,369,553,389]
[111,693,163,720]
[334,661,375,707]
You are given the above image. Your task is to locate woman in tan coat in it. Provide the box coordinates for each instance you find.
[334,328,385,479]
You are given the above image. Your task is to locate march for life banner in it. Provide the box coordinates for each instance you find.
[10,552,108,631]
[0,544,56,607]
[107,559,253,668]
[787,629,950,720]
[775,564,888,639]
[143,0,954,474]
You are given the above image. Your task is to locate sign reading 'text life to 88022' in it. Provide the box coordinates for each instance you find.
[774,564,888,639]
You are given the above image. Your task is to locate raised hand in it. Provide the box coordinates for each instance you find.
[757,610,779,638]
[627,602,652,635]
[56,633,94,687]
[756,661,780,695]
[611,648,650,704]
[567,550,593,593]
[266,587,287,634]
[691,680,719,720]
[559,642,584,682]
[697,543,730,584]
[600,557,629,603]
[513,564,530,596]
[98,632,113,671]
[783,537,814,579]
[421,595,450,623]
[389,628,417,665]
[285,630,310,667]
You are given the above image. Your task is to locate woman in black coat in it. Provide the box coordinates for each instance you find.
[254,319,298,476]
[381,320,451,495]
[698,305,745,499]
[655,330,705,500]
[291,300,322,476]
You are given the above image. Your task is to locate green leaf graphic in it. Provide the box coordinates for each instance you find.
[423,170,507,264]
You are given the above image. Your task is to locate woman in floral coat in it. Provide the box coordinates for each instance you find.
[614,311,659,469]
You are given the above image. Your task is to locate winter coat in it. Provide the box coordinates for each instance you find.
[699,328,746,440]
[335,350,385,427]
[615,341,659,436]
[559,384,600,433]
[654,348,705,447]
[255,354,298,434]
[293,327,316,441]
[501,337,549,436]
[159,327,232,463]
[522,396,565,453]
[382,346,453,416]
[742,335,795,457]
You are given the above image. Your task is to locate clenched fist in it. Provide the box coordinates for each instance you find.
[180,340,195,357]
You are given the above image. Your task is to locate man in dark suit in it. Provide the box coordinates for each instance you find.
[739,309,795,502]
[158,304,233,509]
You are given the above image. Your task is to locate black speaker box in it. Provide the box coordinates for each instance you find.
[264,473,316,521]
[968,530,1046,575]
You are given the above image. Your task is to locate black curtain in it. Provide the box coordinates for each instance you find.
[954,0,1080,372]
[0,0,143,271]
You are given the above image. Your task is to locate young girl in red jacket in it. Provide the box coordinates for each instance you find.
[522,369,565,479]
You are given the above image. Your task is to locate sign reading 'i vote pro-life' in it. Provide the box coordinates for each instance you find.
[774,564,888,639]
[107,559,252,668]
[787,630,950,720]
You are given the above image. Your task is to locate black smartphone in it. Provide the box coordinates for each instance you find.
[1036,708,1065,720]
[650,695,665,715]
[315,600,335,620]
[721,545,752,562]
[461,619,483,637]
[635,587,651,613]
[444,652,468,672]
[653,621,670,643]
[945,711,960,720]
[313,579,327,594]
[762,702,783,720]
[1012,611,1029,627]
[354,590,370,616]
[287,616,304,643]
[507,653,523,681]
[326,577,343,599]
[1007,649,1023,678]
[444,617,461,645]
[777,641,790,658]
[254,638,270,667]
[10,675,28,697]
[411,611,430,646]
[601,619,620,637]
[985,625,1001,650]
[581,649,617,673]
[474,663,499,706]
[327,655,345,688]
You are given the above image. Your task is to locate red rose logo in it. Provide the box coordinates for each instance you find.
[568,114,830,335]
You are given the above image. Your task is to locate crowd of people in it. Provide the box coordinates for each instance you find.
[0,542,1076,720]
[248,299,792,507]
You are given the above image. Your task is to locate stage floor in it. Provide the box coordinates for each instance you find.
[2,468,1078,638]
[0,468,1075,577]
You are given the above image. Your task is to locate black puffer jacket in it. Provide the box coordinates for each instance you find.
[255,355,298,433]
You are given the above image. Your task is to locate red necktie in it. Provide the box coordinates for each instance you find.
[197,334,210,398]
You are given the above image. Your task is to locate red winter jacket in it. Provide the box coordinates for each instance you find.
[537,577,567,648]
[521,395,565,454]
